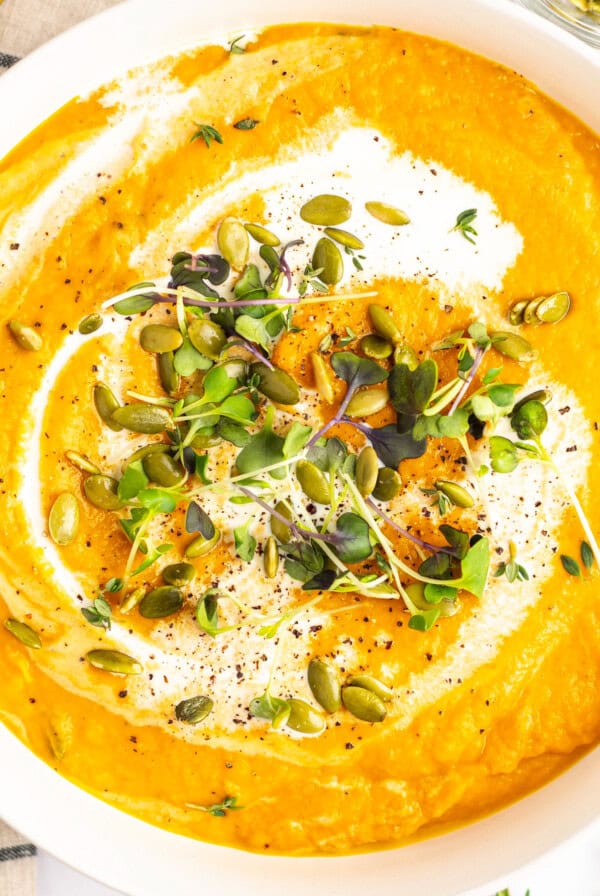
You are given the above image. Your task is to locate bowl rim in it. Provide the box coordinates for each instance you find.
[1,1,599,893]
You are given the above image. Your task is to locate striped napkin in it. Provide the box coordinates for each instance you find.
[0,821,36,894]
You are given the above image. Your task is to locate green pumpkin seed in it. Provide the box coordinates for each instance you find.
[140,324,183,354]
[360,334,392,359]
[250,362,300,405]
[285,698,325,734]
[264,536,279,578]
[323,227,364,250]
[393,342,418,369]
[162,562,196,587]
[87,649,143,675]
[365,201,410,226]
[48,492,80,545]
[119,587,145,614]
[345,387,388,418]
[215,358,248,382]
[312,237,343,286]
[490,331,535,362]
[271,501,293,544]
[373,467,402,501]
[435,479,474,509]
[300,194,351,226]
[142,451,183,487]
[5,618,42,649]
[111,404,173,434]
[308,658,341,713]
[8,320,42,351]
[84,475,123,511]
[175,695,213,724]
[368,305,402,344]
[296,460,331,505]
[536,291,571,324]
[513,389,550,414]
[93,382,123,432]
[125,443,170,464]
[139,586,184,619]
[405,582,458,618]
[78,313,103,335]
[310,352,335,404]
[217,217,249,270]
[157,351,180,394]
[356,446,379,497]
[522,296,545,325]
[346,674,393,702]
[508,299,529,326]
[244,223,281,246]
[185,528,221,558]
[342,685,387,722]
[188,317,226,360]
[65,450,101,474]
[191,431,222,450]
[48,713,73,760]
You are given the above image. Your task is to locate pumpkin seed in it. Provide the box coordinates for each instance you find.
[185,528,221,558]
[285,698,325,734]
[126,442,170,464]
[87,648,143,675]
[119,587,145,614]
[296,460,331,505]
[435,479,474,509]
[342,685,387,722]
[188,317,226,360]
[346,674,393,702]
[360,334,392,359]
[8,319,42,351]
[264,536,279,578]
[142,451,183,487]
[78,313,103,335]
[139,586,184,619]
[406,582,458,618]
[310,351,335,404]
[215,357,248,382]
[345,387,388,418]
[111,404,173,433]
[250,362,300,405]
[536,291,571,323]
[217,217,249,270]
[513,389,550,414]
[5,618,41,649]
[157,351,180,394]
[300,194,351,226]
[140,324,183,354]
[308,658,341,713]
[508,299,529,326]
[356,446,379,497]
[365,201,410,226]
[271,501,293,544]
[368,304,402,343]
[84,475,123,511]
[191,431,222,450]
[47,713,73,760]
[393,342,418,370]
[48,492,80,545]
[312,237,343,286]
[490,331,535,362]
[523,296,545,325]
[175,695,213,724]
[162,562,195,587]
[93,382,123,432]
[323,227,365,250]
[65,450,101,474]
[373,466,402,501]
[244,223,281,246]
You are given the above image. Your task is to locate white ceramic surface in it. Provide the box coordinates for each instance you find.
[1,2,599,894]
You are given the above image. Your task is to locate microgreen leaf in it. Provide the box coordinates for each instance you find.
[330,351,388,389]
[202,366,238,403]
[191,123,223,147]
[408,608,441,631]
[302,569,337,591]
[234,264,268,300]
[196,589,220,637]
[118,460,149,502]
[236,428,286,479]
[284,540,325,582]
[283,422,312,458]
[228,35,246,54]
[234,314,273,351]
[454,537,490,598]
[129,543,172,577]
[489,436,520,473]
[113,294,156,315]
[137,489,178,513]
[482,366,503,385]
[189,794,243,816]
[560,554,581,577]
[581,541,594,570]
[249,691,291,726]
[174,337,212,376]
[217,419,251,447]
[511,400,548,440]
[388,360,438,416]
[234,521,257,562]
[186,501,215,539]
[451,208,478,244]
[488,383,521,408]
[333,513,373,564]
[363,422,426,467]
[439,524,469,560]
[81,596,112,630]
[423,583,458,603]
[413,408,469,440]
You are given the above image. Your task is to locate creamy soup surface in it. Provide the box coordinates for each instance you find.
[1,24,600,855]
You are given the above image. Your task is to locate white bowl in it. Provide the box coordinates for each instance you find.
[1,2,599,893]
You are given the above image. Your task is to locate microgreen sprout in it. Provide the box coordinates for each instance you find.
[451,208,478,244]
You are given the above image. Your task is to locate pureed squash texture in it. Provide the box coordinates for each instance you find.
[1,24,599,854]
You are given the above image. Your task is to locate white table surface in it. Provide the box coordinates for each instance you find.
[37,817,600,896]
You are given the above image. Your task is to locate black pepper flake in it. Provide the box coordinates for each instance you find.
[345,742,354,750]
[9,242,19,250]
[118,690,128,698]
